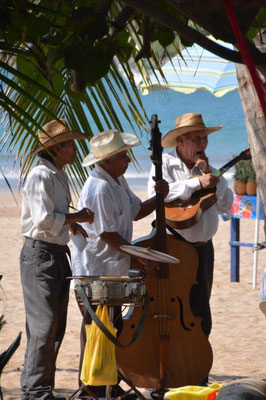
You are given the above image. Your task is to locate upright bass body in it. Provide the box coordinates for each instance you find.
[116,232,213,388]
[116,114,213,389]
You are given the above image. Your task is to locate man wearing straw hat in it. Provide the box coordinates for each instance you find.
[71,128,169,398]
[148,113,233,341]
[20,119,94,400]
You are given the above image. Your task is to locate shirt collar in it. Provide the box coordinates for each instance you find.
[39,158,68,179]
[168,149,182,165]
[93,164,122,188]
[169,149,192,175]
[39,158,59,174]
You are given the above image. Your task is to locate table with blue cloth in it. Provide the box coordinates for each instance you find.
[229,194,265,286]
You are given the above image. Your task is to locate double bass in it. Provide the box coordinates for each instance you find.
[116,115,213,391]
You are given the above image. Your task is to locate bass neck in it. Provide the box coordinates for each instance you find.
[150,114,169,278]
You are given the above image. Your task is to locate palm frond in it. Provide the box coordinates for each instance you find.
[0,0,184,192]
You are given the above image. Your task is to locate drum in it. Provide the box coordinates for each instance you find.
[73,276,146,306]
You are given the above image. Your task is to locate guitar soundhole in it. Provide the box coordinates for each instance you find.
[170,298,175,302]
[190,322,195,327]
[150,297,154,301]
[131,324,136,329]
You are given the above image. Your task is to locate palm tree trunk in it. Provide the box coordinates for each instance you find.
[235,30,266,237]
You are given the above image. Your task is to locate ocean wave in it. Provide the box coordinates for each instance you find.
[124,171,150,179]
[125,169,234,180]
[0,168,234,182]
[0,155,234,193]
[0,170,20,180]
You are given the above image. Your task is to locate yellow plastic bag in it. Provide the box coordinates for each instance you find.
[165,383,223,400]
[80,304,118,386]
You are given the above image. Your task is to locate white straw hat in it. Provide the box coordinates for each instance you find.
[162,112,223,148]
[82,129,140,167]
[30,119,87,156]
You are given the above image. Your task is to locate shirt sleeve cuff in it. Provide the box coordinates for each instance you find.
[189,177,201,191]
[49,213,66,236]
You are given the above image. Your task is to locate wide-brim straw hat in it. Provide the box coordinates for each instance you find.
[82,129,140,167]
[161,112,223,148]
[29,119,87,156]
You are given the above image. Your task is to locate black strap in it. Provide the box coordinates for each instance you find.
[76,285,150,348]
[166,223,186,241]
[151,220,186,242]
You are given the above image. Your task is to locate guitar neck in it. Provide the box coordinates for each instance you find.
[213,148,251,177]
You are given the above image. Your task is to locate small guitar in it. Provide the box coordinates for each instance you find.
[165,148,251,230]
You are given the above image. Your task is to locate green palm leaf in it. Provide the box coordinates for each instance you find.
[0,0,184,193]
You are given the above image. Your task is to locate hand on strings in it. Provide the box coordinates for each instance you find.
[70,222,88,238]
[152,177,169,198]
[199,173,219,189]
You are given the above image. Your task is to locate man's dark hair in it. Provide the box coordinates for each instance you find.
[38,148,56,162]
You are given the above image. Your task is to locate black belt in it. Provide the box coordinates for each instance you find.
[24,237,70,255]
[188,240,211,247]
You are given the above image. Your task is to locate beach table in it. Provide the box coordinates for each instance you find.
[229,192,265,288]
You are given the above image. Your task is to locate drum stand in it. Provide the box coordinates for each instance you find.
[68,368,146,400]
[117,366,146,400]
[68,306,147,400]
[68,384,98,400]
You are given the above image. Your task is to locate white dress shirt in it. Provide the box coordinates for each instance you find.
[148,149,233,243]
[20,159,71,245]
[71,165,142,277]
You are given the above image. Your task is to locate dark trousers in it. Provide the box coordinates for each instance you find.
[20,238,71,399]
[75,292,123,390]
[189,240,214,337]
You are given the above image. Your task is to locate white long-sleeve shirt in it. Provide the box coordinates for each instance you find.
[71,165,142,277]
[20,159,71,245]
[148,149,233,243]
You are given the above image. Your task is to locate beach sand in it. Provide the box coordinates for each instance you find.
[0,190,265,399]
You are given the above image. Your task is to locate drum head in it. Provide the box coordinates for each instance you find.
[120,245,179,264]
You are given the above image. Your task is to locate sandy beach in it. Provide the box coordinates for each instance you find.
[0,189,265,399]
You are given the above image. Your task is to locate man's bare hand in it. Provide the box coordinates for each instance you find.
[152,177,169,198]
[76,208,94,223]
[70,222,88,238]
[64,207,94,227]
[199,173,219,189]
[195,153,210,173]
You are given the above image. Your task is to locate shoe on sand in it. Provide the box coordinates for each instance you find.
[259,300,266,316]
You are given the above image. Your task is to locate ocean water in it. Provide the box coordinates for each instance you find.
[0,88,247,194]
[125,88,248,190]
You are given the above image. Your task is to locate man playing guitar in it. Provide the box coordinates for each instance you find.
[148,112,233,351]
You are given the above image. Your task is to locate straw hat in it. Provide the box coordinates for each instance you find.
[161,112,223,148]
[82,129,139,167]
[30,119,87,156]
